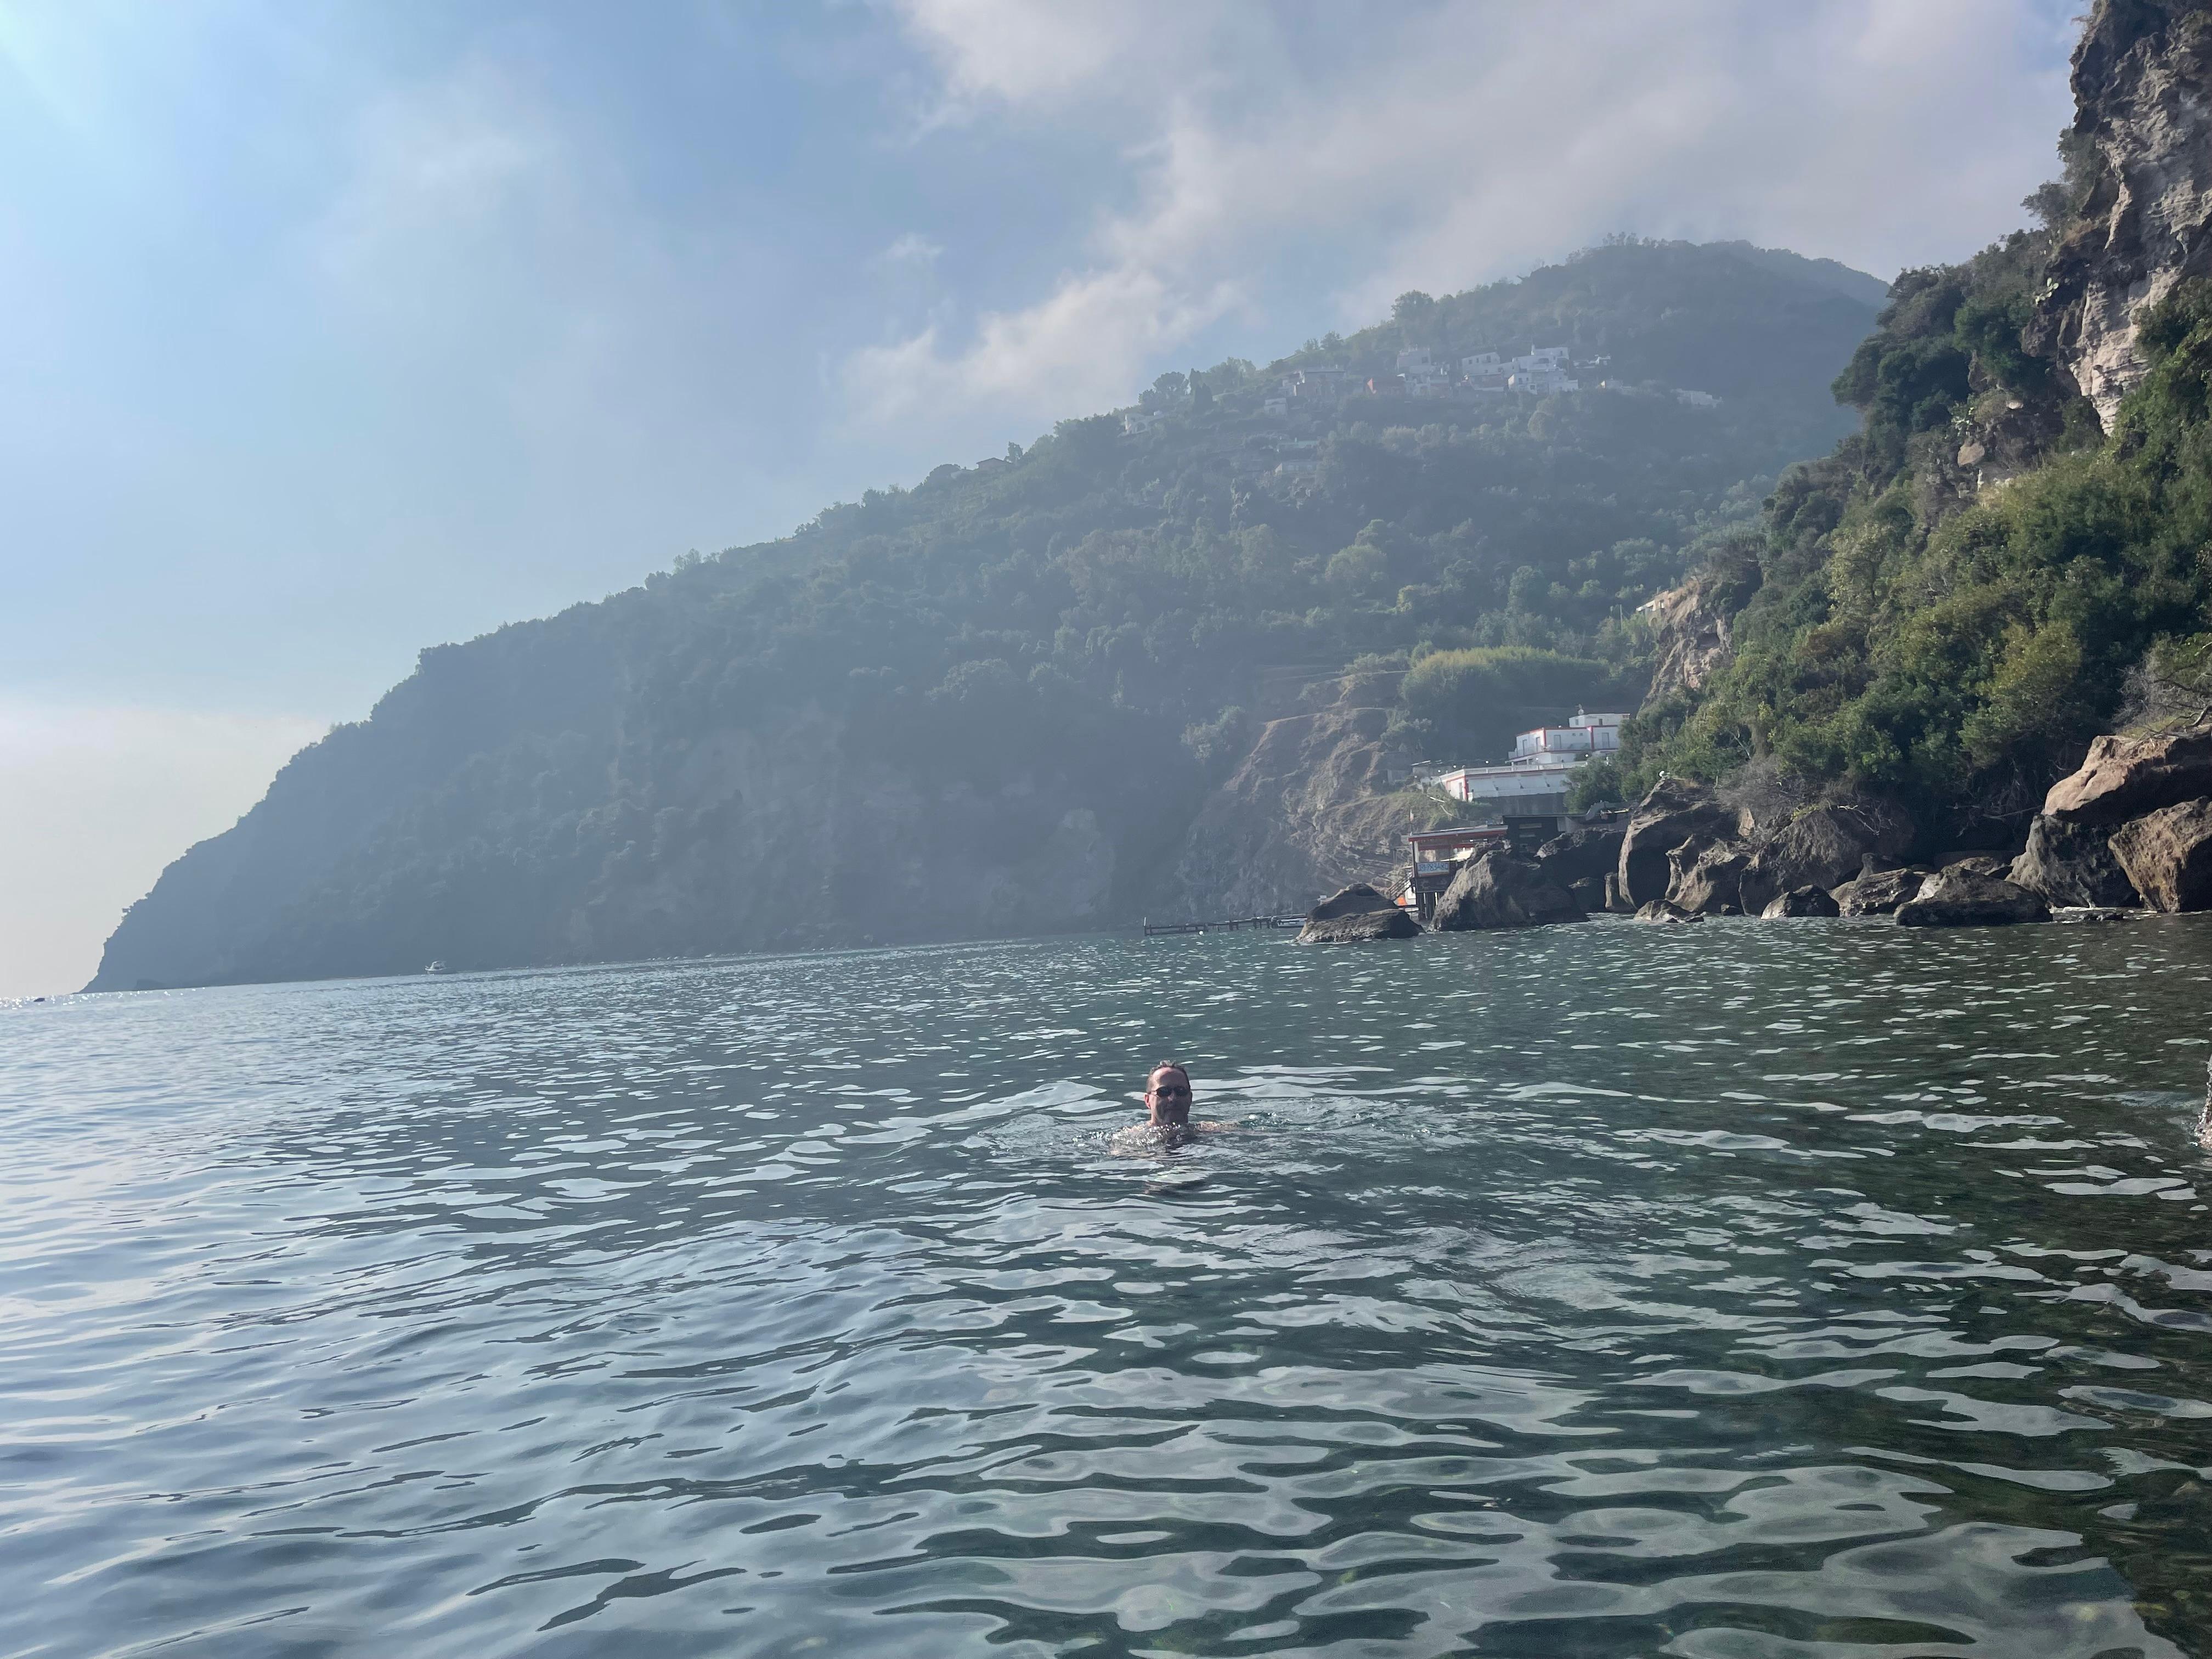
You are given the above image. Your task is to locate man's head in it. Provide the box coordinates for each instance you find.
[1144,1061,1193,1125]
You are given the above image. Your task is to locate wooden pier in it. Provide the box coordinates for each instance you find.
[1142,915,1304,937]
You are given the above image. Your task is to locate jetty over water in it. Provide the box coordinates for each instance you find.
[1142,915,1302,936]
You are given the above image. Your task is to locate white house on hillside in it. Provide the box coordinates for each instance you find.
[1431,710,1624,823]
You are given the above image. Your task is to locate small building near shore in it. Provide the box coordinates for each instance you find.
[1431,711,1624,828]
[1400,825,1509,918]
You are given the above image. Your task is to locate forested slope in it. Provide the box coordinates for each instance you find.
[92,239,1880,988]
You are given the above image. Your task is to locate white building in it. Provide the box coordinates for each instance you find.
[1262,396,1290,417]
[1460,351,1504,375]
[1395,347,1434,372]
[1431,712,1625,819]
[1503,345,1578,396]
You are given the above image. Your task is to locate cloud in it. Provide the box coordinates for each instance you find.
[877,231,945,267]
[845,264,1243,425]
[888,0,1243,117]
[851,0,2076,430]
[0,703,322,998]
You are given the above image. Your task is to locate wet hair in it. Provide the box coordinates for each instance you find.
[1146,1060,1191,1090]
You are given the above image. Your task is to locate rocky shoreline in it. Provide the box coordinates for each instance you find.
[1299,720,2212,941]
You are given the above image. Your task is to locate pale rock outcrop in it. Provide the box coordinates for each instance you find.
[1432,851,1584,931]
[1617,779,1734,907]
[2029,4,2212,427]
[2042,723,2212,827]
[1641,580,1734,704]
[2108,798,2212,911]
[1635,899,1705,924]
[1667,837,1750,915]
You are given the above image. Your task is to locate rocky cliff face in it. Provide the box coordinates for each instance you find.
[2033,0,2212,427]
[1640,579,1734,704]
[1160,675,1462,919]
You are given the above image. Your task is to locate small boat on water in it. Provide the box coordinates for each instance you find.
[422,961,448,974]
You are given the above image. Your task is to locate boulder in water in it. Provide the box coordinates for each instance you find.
[1635,899,1705,924]
[1894,868,2050,927]
[2042,724,2212,828]
[1938,852,2017,880]
[1297,883,1419,942]
[1833,866,1928,916]
[1737,800,1911,913]
[1306,883,1398,921]
[1617,778,1733,907]
[1296,906,1421,943]
[1433,851,1584,930]
[1762,884,1841,918]
[2108,798,2212,911]
[2010,814,2141,907]
[1667,836,1751,914]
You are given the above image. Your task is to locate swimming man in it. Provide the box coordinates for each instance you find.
[1110,1061,1237,1152]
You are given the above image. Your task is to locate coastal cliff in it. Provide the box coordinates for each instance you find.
[1160,674,1470,920]
[1624,0,2212,855]
[2032,0,2212,427]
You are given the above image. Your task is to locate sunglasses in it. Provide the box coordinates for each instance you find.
[1150,1083,1192,1098]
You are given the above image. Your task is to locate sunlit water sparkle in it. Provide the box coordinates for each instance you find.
[5,916,2212,1657]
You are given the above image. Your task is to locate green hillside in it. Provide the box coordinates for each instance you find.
[91,239,1882,986]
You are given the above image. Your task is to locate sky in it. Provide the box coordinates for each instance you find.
[0,0,2082,997]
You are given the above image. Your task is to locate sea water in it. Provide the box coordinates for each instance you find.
[4,917,2211,1658]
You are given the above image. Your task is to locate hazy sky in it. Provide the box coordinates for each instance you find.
[1,0,2080,996]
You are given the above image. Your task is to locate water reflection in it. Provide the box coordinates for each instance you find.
[2,918,2209,1655]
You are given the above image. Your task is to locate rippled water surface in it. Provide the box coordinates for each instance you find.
[8,918,2212,1657]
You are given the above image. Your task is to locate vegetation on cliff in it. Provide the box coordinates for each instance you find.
[1628,8,2212,847]
[94,240,1881,986]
